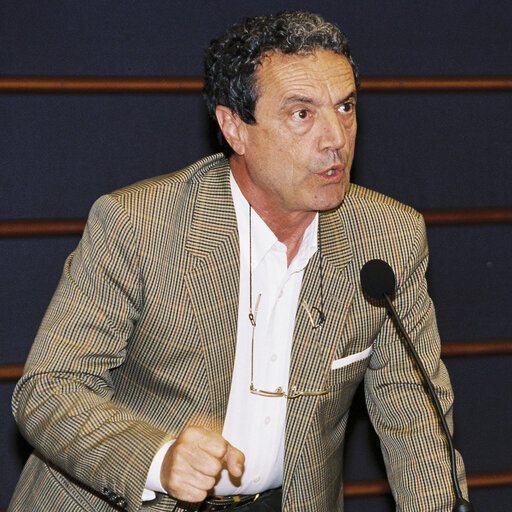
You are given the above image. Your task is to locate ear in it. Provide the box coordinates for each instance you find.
[215,105,247,155]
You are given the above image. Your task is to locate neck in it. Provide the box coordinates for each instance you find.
[250,201,315,267]
[230,155,316,265]
[277,218,314,266]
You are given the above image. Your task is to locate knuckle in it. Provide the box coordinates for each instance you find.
[180,425,197,441]
[180,425,204,443]
[210,438,228,458]
[203,457,223,476]
[166,476,182,496]
[170,444,189,466]
[202,475,216,491]
[211,458,223,474]
[195,489,208,502]
[182,487,207,503]
[187,425,203,435]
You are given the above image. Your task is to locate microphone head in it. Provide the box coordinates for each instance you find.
[360,259,396,299]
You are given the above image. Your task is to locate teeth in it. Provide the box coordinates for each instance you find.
[326,170,334,176]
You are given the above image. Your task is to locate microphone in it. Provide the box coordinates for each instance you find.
[360,259,474,512]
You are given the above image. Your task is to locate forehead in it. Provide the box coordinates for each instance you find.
[254,49,355,105]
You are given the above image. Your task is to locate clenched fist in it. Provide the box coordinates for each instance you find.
[160,425,245,502]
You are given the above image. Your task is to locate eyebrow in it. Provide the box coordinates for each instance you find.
[281,95,318,107]
[335,91,358,106]
[281,90,357,109]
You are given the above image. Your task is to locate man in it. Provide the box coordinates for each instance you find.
[10,11,468,512]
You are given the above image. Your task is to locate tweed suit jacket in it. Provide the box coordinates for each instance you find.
[10,154,467,512]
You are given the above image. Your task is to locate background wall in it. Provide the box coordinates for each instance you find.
[1,1,511,510]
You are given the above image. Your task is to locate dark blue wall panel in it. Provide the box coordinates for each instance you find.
[2,238,81,364]
[0,94,213,218]
[353,93,512,209]
[427,225,512,341]
[1,1,511,76]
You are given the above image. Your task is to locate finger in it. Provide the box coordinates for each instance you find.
[181,425,229,460]
[169,481,209,503]
[197,431,230,460]
[162,449,217,500]
[188,448,224,477]
[169,469,217,498]
[171,438,224,478]
[224,444,245,477]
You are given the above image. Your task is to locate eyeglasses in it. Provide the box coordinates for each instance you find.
[249,294,329,399]
[247,204,328,399]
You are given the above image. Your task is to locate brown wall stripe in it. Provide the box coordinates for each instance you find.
[1,208,511,238]
[441,339,512,357]
[0,364,23,382]
[0,218,87,238]
[0,76,511,94]
[343,470,512,497]
[422,208,512,225]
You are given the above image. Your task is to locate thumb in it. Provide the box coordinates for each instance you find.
[224,443,245,477]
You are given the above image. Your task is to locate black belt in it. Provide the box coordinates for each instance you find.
[199,487,282,511]
[199,493,260,511]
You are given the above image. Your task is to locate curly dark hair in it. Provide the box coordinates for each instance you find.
[203,11,359,154]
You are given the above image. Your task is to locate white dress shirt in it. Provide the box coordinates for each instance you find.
[143,172,318,498]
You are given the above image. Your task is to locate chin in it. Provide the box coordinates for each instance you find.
[314,190,347,212]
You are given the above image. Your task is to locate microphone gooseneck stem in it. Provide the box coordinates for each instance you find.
[382,293,470,508]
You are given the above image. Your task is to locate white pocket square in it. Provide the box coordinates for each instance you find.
[331,345,373,370]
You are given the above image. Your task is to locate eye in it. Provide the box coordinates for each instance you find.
[338,100,355,114]
[292,109,310,120]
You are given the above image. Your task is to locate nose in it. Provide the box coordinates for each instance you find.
[318,110,346,152]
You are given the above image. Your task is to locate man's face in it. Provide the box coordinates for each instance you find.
[230,49,357,219]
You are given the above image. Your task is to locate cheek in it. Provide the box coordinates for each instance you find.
[244,129,273,163]
[253,126,287,153]
[349,121,357,144]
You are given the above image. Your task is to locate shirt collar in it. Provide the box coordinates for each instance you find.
[230,171,318,271]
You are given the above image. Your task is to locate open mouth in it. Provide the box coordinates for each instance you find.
[317,165,344,179]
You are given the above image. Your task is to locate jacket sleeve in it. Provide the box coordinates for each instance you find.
[364,213,468,511]
[12,194,174,512]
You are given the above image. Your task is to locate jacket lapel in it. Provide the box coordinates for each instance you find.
[284,207,355,497]
[184,159,240,434]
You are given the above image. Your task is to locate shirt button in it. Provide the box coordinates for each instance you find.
[270,354,277,362]
[264,416,271,424]
[253,476,260,483]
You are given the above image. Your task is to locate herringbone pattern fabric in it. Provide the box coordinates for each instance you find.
[10,154,467,511]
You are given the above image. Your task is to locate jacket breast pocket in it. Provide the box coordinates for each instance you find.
[328,345,373,389]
